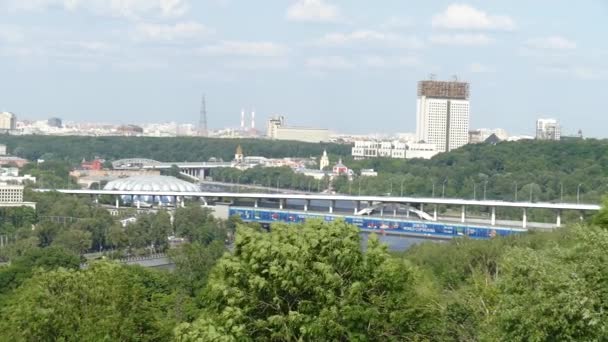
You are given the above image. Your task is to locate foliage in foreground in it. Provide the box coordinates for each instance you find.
[176,220,441,341]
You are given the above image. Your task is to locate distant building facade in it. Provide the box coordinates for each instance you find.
[536,118,561,141]
[0,112,17,131]
[469,128,509,144]
[81,159,103,171]
[416,80,470,152]
[0,184,35,209]
[0,156,28,168]
[351,140,438,160]
[267,116,330,143]
[47,117,63,128]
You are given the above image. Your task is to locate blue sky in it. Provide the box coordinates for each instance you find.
[0,0,607,136]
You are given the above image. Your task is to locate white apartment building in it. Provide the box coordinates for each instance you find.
[352,140,438,160]
[416,80,470,153]
[0,112,17,131]
[536,118,561,141]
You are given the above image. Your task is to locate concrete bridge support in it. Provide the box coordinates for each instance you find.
[523,208,527,228]
[491,206,496,226]
[329,200,335,214]
[461,205,466,223]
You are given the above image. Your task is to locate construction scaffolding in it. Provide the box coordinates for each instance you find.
[418,80,470,99]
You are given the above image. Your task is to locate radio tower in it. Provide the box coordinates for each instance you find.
[198,94,208,137]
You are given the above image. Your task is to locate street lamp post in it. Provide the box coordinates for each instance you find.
[276,177,281,193]
[308,180,312,193]
[349,180,352,195]
[483,181,488,200]
[389,182,393,196]
[560,182,564,202]
[400,178,406,197]
[442,178,448,198]
[237,175,242,193]
[514,181,518,201]
[473,182,476,200]
[432,182,435,198]
[577,183,583,204]
[358,178,362,196]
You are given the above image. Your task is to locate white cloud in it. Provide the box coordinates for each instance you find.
[4,0,189,19]
[526,36,576,50]
[469,62,494,73]
[361,55,420,68]
[430,33,494,46]
[286,0,340,22]
[306,55,419,70]
[538,65,608,80]
[134,22,211,41]
[306,56,354,69]
[223,59,290,70]
[200,41,287,57]
[0,27,24,43]
[432,4,515,31]
[319,30,423,48]
[379,16,413,30]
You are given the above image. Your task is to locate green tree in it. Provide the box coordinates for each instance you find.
[150,211,173,252]
[0,246,79,303]
[169,240,226,296]
[53,228,93,255]
[0,262,173,341]
[485,226,608,341]
[175,220,440,341]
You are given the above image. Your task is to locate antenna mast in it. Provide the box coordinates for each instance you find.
[199,94,208,137]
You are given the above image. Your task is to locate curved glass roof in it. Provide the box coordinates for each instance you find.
[104,176,199,192]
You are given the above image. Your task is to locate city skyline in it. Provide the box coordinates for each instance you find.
[1,0,607,137]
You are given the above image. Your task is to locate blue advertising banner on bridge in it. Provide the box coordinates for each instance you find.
[229,207,527,240]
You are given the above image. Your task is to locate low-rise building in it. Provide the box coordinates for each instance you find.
[352,140,438,160]
[0,155,28,168]
[0,184,35,209]
[360,169,378,177]
[267,116,330,143]
[469,128,509,144]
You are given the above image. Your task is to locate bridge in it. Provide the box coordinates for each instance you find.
[112,158,232,180]
[36,189,601,230]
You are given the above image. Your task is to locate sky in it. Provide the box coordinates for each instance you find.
[0,0,607,137]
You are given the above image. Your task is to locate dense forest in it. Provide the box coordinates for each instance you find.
[0,135,350,163]
[2,135,607,206]
[212,139,608,206]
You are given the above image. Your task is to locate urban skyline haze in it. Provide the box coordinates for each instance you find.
[0,0,607,136]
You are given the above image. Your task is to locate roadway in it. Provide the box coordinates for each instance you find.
[38,188,601,211]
